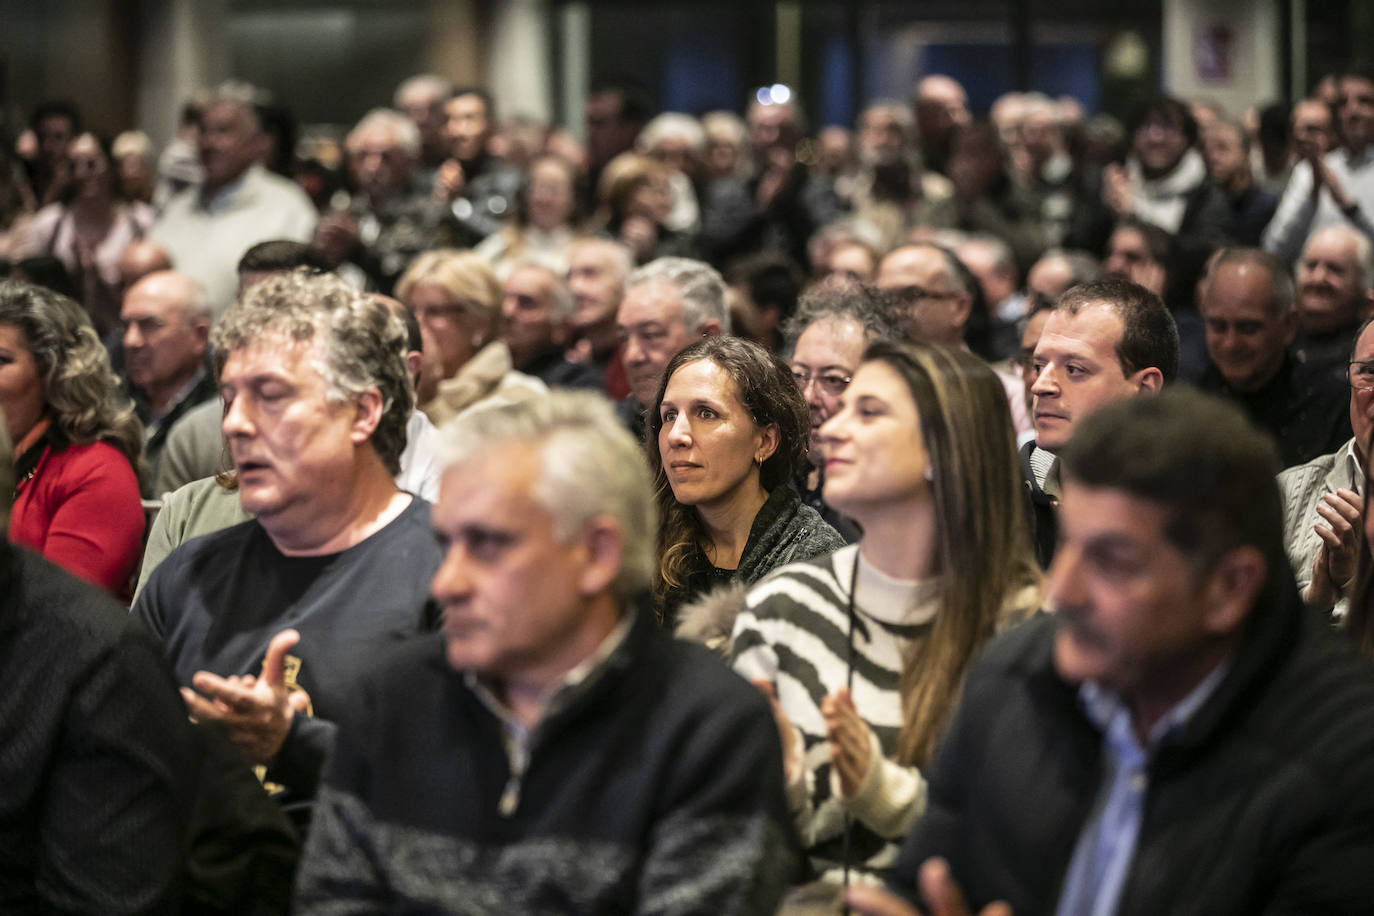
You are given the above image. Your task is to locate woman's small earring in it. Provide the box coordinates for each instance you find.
[924,466,934,482]
[471,332,484,348]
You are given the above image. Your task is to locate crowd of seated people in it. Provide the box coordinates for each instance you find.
[5,63,1374,914]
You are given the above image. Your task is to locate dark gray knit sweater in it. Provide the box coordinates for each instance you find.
[660,484,846,629]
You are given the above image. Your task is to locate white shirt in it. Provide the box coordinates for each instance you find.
[150,165,317,316]
[396,410,442,503]
[1262,147,1374,263]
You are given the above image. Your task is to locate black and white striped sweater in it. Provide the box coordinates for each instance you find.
[730,544,938,885]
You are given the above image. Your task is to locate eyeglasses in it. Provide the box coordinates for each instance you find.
[1348,360,1374,390]
[791,367,852,396]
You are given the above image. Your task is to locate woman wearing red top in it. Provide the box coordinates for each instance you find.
[1,279,144,598]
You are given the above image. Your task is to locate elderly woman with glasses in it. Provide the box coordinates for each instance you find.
[784,282,902,542]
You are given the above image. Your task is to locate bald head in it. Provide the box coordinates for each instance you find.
[876,244,972,347]
[916,75,970,131]
[126,270,211,320]
[117,240,173,291]
[121,271,211,412]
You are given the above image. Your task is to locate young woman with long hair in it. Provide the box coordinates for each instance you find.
[731,340,1041,895]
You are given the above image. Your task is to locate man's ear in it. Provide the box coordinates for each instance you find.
[577,516,624,596]
[1279,310,1299,347]
[351,388,385,444]
[192,317,211,356]
[1132,366,1165,394]
[950,292,973,334]
[406,350,424,388]
[700,320,723,339]
[1201,545,1266,636]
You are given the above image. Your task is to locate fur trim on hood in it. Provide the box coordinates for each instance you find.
[674,583,748,657]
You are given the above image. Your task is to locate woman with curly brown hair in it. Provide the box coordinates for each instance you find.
[649,335,844,626]
[1,279,144,597]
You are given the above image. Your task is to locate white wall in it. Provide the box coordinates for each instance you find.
[1162,0,1282,115]
[135,0,230,149]
[486,0,553,124]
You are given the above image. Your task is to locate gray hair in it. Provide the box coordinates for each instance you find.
[783,282,901,351]
[211,269,413,476]
[569,237,635,287]
[1303,224,1374,293]
[436,390,657,602]
[626,256,731,335]
[204,81,268,133]
[348,108,422,159]
[393,73,453,109]
[636,112,706,155]
[507,259,574,323]
[112,130,154,165]
[148,271,212,322]
[183,276,213,321]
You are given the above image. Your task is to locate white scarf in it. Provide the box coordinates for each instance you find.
[1127,147,1208,235]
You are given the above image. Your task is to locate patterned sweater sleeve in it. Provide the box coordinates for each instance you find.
[841,731,929,838]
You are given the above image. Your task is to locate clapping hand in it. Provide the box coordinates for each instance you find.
[844,858,1013,916]
[181,628,308,764]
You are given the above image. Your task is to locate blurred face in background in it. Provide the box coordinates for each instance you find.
[1202,123,1249,189]
[1292,99,1335,158]
[445,93,491,164]
[199,100,263,192]
[526,157,576,231]
[349,124,414,200]
[67,133,112,202]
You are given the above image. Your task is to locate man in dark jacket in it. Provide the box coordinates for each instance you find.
[847,390,1374,916]
[1193,247,1350,467]
[294,391,801,914]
